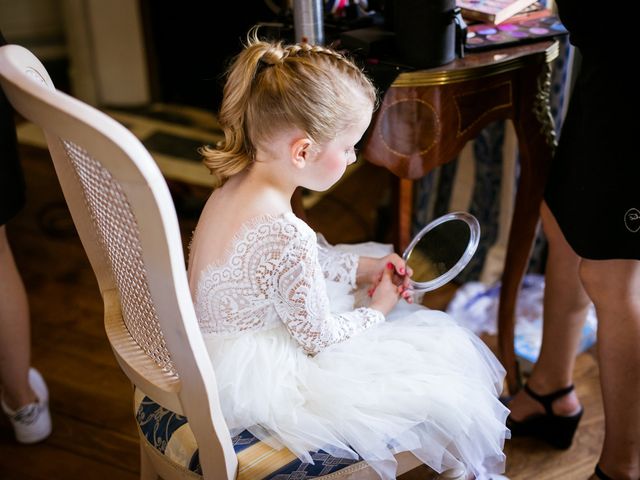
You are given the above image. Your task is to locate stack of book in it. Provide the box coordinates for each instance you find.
[456,0,545,25]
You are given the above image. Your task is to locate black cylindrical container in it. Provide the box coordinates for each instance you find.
[394,0,456,68]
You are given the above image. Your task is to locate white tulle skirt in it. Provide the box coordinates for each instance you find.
[203,245,510,480]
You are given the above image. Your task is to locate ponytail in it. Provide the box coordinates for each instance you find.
[200,29,267,186]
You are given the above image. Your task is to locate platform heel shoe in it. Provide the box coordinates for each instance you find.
[506,383,583,450]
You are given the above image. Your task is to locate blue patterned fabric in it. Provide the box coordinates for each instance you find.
[137,396,189,454]
[135,395,362,478]
[268,452,362,479]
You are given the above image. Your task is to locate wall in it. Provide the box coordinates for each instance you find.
[0,0,150,106]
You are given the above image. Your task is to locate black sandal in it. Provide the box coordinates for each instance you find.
[506,383,583,450]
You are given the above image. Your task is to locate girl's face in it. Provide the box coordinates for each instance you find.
[304,107,373,192]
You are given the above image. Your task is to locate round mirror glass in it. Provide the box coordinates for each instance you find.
[402,212,480,293]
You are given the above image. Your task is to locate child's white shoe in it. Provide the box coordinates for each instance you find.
[1,367,52,443]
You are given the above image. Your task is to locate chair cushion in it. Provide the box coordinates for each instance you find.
[134,389,362,479]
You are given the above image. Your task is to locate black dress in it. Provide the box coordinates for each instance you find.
[544,0,639,259]
[0,30,26,226]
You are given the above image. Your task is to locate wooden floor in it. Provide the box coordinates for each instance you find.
[0,143,604,479]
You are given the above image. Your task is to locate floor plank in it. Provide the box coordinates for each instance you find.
[0,439,138,480]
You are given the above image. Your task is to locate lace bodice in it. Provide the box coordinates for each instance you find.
[193,212,384,355]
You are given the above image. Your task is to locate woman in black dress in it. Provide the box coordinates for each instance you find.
[506,2,640,479]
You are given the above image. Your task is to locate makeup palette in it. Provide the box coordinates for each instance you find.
[464,15,568,51]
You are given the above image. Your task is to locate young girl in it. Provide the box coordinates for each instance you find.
[188,30,509,480]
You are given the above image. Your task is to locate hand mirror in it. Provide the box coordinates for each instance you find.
[402,212,480,293]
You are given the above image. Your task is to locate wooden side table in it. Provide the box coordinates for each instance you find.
[362,40,560,395]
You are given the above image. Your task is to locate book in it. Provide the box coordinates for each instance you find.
[507,3,552,23]
[510,2,552,21]
[463,2,553,27]
[456,0,539,25]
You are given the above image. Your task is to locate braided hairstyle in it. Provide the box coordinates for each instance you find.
[200,27,377,187]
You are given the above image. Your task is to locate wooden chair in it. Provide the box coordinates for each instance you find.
[0,44,465,480]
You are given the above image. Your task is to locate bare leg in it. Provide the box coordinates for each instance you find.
[0,225,35,410]
[508,202,586,420]
[580,258,640,480]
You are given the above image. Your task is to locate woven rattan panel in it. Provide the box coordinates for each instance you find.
[62,140,176,375]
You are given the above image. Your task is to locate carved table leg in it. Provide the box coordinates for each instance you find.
[398,178,414,252]
[499,62,556,395]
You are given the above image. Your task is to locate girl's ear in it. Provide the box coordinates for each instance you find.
[290,137,314,169]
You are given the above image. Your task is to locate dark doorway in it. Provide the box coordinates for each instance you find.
[140,1,283,113]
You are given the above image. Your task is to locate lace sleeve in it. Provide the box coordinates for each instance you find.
[273,231,384,356]
[316,234,358,288]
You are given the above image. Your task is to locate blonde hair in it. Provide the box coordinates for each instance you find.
[200,28,377,187]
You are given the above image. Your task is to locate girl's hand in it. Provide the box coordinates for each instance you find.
[358,253,413,291]
[369,263,412,314]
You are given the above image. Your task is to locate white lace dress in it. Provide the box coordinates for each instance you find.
[193,212,509,480]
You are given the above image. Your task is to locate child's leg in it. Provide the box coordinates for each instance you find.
[508,202,586,420]
[580,258,640,479]
[0,225,35,409]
